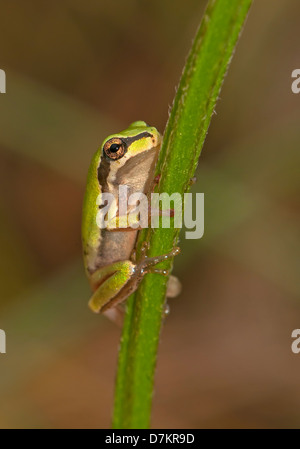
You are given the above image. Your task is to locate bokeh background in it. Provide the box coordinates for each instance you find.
[0,0,299,429]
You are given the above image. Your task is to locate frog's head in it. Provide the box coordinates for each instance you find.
[99,121,162,191]
[102,121,161,162]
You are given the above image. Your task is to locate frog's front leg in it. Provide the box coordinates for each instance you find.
[106,203,174,232]
[105,212,142,231]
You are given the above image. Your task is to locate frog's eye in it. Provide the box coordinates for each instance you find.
[103,138,126,160]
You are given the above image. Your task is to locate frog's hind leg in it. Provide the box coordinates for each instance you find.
[102,275,181,326]
[88,260,134,314]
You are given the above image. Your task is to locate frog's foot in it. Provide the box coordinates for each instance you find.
[102,275,181,327]
[136,246,181,321]
[162,276,182,321]
[166,275,182,298]
[102,271,181,327]
[137,246,180,276]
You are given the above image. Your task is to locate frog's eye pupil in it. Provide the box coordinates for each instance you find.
[110,144,120,153]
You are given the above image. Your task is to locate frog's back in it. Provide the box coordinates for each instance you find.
[82,148,102,275]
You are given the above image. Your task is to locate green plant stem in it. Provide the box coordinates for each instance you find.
[113,0,252,429]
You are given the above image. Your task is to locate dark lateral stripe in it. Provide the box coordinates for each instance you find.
[123,131,153,145]
[98,154,110,192]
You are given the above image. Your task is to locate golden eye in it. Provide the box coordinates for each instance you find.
[103,138,126,160]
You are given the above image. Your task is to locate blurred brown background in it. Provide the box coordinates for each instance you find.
[0,0,299,429]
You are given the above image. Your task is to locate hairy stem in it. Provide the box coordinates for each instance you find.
[113,0,252,429]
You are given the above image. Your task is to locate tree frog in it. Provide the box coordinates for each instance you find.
[82,121,180,323]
